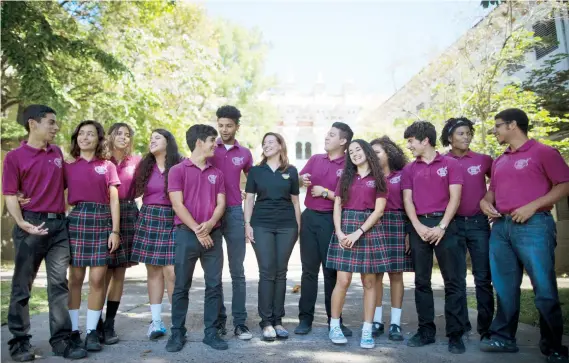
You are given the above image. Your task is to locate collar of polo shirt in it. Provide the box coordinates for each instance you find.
[216,138,242,149]
[504,138,536,154]
[183,158,213,169]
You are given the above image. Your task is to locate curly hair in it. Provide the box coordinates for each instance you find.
[134,129,183,198]
[70,120,108,159]
[338,139,387,205]
[440,117,475,147]
[108,122,135,156]
[216,105,242,125]
[403,121,437,147]
[370,136,408,171]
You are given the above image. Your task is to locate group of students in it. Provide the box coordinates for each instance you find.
[3,103,569,363]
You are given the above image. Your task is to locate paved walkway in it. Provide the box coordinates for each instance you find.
[1,244,568,362]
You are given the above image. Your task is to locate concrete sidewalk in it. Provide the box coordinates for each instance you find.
[2,244,568,362]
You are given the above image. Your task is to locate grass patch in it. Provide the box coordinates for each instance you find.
[1,281,50,325]
[467,288,569,335]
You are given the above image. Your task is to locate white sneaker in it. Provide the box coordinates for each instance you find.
[147,320,167,340]
[329,325,348,344]
[360,329,375,349]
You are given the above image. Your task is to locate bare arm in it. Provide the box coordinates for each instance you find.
[169,191,199,231]
[108,186,121,252]
[361,198,386,232]
[5,195,24,225]
[440,184,461,227]
[244,193,255,242]
[333,196,342,234]
[403,189,420,227]
[480,190,500,218]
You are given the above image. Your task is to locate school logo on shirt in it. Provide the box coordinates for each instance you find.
[94,165,108,175]
[208,174,217,184]
[336,169,343,177]
[53,157,62,169]
[124,165,136,175]
[389,175,401,184]
[467,165,481,175]
[514,158,531,170]
[366,180,376,188]
[437,166,448,177]
[232,157,244,166]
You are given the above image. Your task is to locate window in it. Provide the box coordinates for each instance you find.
[305,142,312,159]
[296,142,302,160]
[533,19,558,60]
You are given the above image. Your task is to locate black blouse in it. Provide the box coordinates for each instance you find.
[245,164,300,228]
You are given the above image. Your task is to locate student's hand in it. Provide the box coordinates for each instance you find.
[245,224,255,243]
[300,173,312,187]
[342,230,363,249]
[18,220,49,235]
[511,202,537,224]
[414,223,431,242]
[335,230,347,246]
[16,192,31,207]
[197,234,214,249]
[310,185,325,198]
[405,234,411,255]
[241,190,246,201]
[108,233,120,253]
[196,220,214,237]
[428,226,445,246]
[480,199,501,219]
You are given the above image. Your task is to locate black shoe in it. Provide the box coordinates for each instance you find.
[218,322,227,336]
[388,324,404,341]
[9,340,35,362]
[372,322,384,338]
[96,318,105,343]
[103,319,119,345]
[165,330,186,352]
[203,332,228,350]
[69,331,83,346]
[407,332,436,347]
[52,338,88,360]
[234,325,253,340]
[448,334,466,354]
[294,320,312,335]
[84,330,102,352]
[479,337,519,353]
[340,324,352,337]
[547,352,569,363]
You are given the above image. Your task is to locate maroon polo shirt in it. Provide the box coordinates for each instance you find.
[447,151,493,217]
[209,139,253,207]
[2,141,66,213]
[335,174,388,211]
[300,153,345,212]
[401,152,463,215]
[142,164,171,206]
[65,157,121,205]
[112,154,142,201]
[168,159,226,226]
[490,139,569,214]
[385,170,404,211]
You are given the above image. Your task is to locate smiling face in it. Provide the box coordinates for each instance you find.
[218,117,239,143]
[197,135,217,158]
[450,125,472,152]
[324,127,345,152]
[112,126,132,151]
[348,141,367,167]
[372,143,388,169]
[77,124,99,152]
[149,132,167,155]
[262,134,282,158]
[30,113,59,143]
[493,118,513,145]
[406,137,428,158]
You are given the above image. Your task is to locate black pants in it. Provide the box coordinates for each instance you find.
[455,214,493,336]
[252,226,297,328]
[171,226,223,335]
[8,213,72,347]
[298,209,337,324]
[409,216,468,337]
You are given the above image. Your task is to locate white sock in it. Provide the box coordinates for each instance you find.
[150,304,162,322]
[373,306,383,323]
[362,322,373,332]
[86,309,102,333]
[391,307,402,326]
[330,318,341,328]
[69,309,79,331]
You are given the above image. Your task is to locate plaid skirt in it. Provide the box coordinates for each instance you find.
[326,209,390,273]
[380,210,414,272]
[108,201,139,268]
[68,202,127,267]
[130,204,176,266]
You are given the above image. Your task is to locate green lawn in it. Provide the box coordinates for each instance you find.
[467,288,569,335]
[1,281,50,325]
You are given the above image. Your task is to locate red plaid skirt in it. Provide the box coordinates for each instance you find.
[379,210,414,272]
[130,204,176,266]
[326,209,390,273]
[68,202,127,267]
[109,201,139,268]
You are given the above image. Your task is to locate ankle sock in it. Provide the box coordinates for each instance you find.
[69,309,79,331]
[150,304,162,322]
[391,307,402,326]
[373,306,383,322]
[330,318,341,329]
[362,322,373,332]
[105,300,120,321]
[86,309,102,333]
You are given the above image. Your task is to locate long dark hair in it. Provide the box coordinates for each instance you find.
[339,139,387,204]
[370,136,408,172]
[108,122,135,156]
[259,132,291,172]
[70,120,108,159]
[134,129,183,197]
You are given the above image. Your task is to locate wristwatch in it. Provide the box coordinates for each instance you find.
[321,188,329,199]
[437,223,447,230]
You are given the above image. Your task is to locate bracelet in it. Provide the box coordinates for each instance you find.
[358,227,365,234]
[111,231,121,236]
[245,221,251,225]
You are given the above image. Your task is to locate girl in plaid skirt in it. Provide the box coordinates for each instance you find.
[370,136,414,341]
[130,129,183,340]
[96,123,142,345]
[65,120,123,353]
[326,139,388,349]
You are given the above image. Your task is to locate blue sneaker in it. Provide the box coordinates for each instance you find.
[360,329,374,349]
[148,320,167,340]
[329,325,347,344]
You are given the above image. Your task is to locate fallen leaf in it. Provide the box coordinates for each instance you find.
[292,284,301,293]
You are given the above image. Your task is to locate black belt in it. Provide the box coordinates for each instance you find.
[455,214,485,220]
[418,212,444,218]
[23,211,65,220]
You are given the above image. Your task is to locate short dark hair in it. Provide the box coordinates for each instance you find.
[186,124,218,152]
[19,104,56,132]
[440,117,475,147]
[70,120,108,159]
[403,121,437,147]
[216,105,242,125]
[494,108,529,134]
[331,122,354,147]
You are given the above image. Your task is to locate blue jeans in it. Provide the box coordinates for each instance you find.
[489,212,567,356]
[218,206,247,327]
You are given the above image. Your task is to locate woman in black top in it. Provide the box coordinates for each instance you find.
[244,132,301,342]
